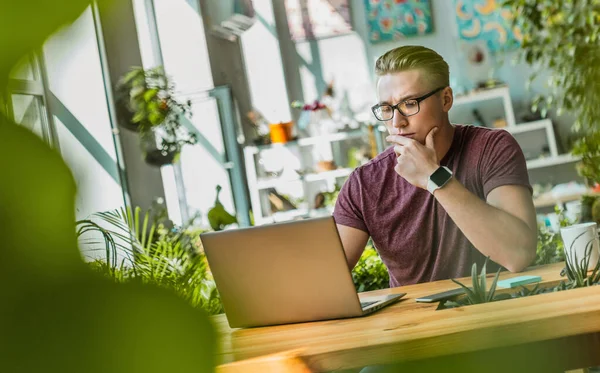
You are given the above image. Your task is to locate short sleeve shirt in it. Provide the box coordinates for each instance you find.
[333,125,532,287]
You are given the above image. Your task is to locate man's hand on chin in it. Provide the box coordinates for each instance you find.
[386,126,439,189]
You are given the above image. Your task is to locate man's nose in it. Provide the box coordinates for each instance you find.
[392,109,408,128]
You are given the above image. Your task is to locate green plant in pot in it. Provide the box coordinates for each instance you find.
[116,66,197,166]
[503,0,600,186]
[560,231,600,288]
[440,257,511,310]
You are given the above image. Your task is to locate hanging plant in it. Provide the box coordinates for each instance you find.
[116,66,197,166]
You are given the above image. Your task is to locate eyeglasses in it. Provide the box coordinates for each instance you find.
[371,86,446,121]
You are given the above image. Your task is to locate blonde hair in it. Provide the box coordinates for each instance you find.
[375,45,449,88]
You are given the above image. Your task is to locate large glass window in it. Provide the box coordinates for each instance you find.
[134,0,247,227]
[42,5,127,222]
[7,53,56,145]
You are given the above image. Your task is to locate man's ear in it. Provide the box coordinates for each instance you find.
[442,86,453,113]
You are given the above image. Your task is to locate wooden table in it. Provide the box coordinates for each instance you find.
[213,263,600,372]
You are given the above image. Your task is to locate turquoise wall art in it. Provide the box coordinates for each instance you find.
[454,0,522,53]
[364,0,434,43]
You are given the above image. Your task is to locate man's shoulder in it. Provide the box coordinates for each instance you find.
[459,124,512,140]
[457,125,517,152]
[351,146,396,179]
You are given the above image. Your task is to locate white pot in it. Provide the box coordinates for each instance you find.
[560,222,600,270]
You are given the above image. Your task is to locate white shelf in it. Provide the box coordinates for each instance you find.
[526,154,581,170]
[506,119,552,135]
[256,168,353,190]
[452,86,516,127]
[269,209,310,222]
[296,131,365,146]
[256,175,303,189]
[453,86,509,106]
[304,168,353,181]
[261,207,334,224]
[246,130,365,154]
[533,190,596,208]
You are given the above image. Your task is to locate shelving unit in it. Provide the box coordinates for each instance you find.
[526,153,581,170]
[453,86,516,127]
[244,128,378,225]
[245,130,366,153]
[255,167,354,190]
[533,190,588,208]
[451,87,583,210]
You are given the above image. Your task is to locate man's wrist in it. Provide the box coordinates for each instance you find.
[427,166,453,194]
[422,163,440,189]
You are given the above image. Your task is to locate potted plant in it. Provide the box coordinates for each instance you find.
[503,0,600,186]
[116,66,197,166]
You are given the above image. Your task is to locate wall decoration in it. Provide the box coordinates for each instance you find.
[364,0,434,43]
[284,0,353,41]
[454,0,522,53]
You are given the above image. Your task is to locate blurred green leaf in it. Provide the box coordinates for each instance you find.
[503,0,600,183]
[77,207,224,315]
[351,246,389,292]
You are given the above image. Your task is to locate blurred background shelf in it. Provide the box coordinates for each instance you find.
[246,129,366,154]
[533,190,598,208]
[527,154,581,170]
[244,126,380,225]
[255,167,354,189]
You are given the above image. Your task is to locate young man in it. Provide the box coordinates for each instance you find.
[333,45,537,287]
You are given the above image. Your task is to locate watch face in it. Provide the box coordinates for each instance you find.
[430,167,452,187]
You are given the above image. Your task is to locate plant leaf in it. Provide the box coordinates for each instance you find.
[451,278,477,303]
[487,268,502,302]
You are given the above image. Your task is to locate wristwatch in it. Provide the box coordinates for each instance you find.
[427,166,453,194]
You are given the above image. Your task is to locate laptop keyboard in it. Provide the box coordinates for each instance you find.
[360,301,378,309]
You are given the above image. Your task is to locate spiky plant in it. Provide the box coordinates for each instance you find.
[560,231,600,288]
[441,257,511,309]
[513,283,551,298]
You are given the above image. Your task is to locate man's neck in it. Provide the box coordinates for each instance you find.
[435,121,455,162]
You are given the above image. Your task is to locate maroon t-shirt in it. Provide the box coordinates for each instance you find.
[333,125,532,287]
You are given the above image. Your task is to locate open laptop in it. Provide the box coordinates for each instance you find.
[200,216,405,328]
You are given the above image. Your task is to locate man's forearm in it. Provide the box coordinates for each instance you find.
[432,178,536,272]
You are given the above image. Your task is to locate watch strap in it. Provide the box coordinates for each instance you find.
[427,166,453,194]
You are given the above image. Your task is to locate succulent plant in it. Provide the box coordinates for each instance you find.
[440,257,511,309]
[560,232,600,288]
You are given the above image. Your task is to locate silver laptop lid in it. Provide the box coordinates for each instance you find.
[201,216,363,328]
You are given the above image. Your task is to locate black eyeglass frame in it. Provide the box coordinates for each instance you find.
[371,86,447,121]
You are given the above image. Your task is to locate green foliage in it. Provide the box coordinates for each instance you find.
[560,232,600,288]
[513,283,550,298]
[440,232,600,310]
[503,0,600,183]
[77,206,224,315]
[580,194,598,222]
[351,246,389,292]
[555,205,573,228]
[116,66,197,156]
[572,131,600,185]
[322,184,341,209]
[442,258,511,309]
[536,225,565,265]
[0,0,93,87]
[592,198,600,224]
[207,185,237,231]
